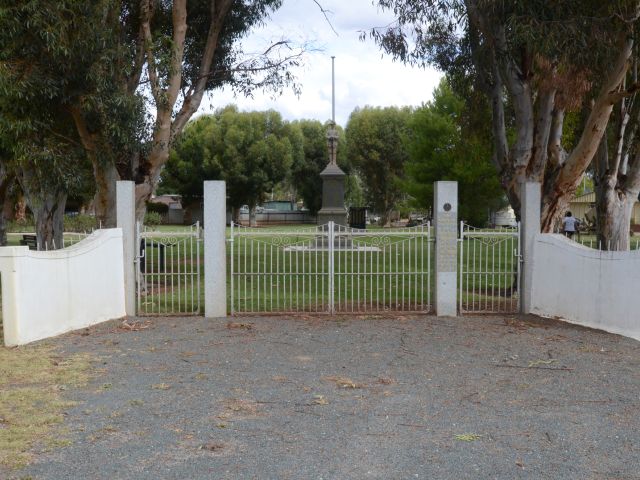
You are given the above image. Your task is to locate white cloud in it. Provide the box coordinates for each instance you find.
[202,0,442,126]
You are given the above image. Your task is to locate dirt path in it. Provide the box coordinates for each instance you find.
[9,314,640,479]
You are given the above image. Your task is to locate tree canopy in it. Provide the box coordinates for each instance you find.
[404,79,504,225]
[368,0,640,246]
[346,106,412,225]
[164,106,300,214]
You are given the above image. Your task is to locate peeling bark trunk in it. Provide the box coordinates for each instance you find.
[596,135,640,250]
[548,108,567,168]
[93,160,119,228]
[69,106,119,228]
[20,181,67,250]
[133,0,234,220]
[540,37,635,233]
[597,190,634,250]
[135,182,153,223]
[529,88,556,181]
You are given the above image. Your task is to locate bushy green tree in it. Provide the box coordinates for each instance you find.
[164,106,300,221]
[346,106,412,225]
[405,79,504,226]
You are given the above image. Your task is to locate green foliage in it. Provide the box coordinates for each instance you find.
[63,214,97,233]
[288,119,350,214]
[144,211,164,227]
[405,79,504,226]
[164,106,299,210]
[7,217,35,233]
[346,106,412,223]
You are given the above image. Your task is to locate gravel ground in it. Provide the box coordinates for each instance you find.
[9,314,640,480]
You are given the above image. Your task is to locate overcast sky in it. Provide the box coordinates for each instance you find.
[202,0,442,127]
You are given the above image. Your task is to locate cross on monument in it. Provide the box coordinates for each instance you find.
[316,56,347,226]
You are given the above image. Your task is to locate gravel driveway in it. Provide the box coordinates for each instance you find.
[11,314,640,479]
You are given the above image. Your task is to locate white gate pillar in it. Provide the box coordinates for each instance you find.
[520,181,541,314]
[204,181,227,317]
[434,181,458,316]
[116,181,136,316]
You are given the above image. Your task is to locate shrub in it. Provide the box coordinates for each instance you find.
[144,211,164,226]
[64,214,98,233]
[7,216,35,233]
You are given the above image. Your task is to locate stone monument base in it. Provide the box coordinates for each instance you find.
[317,208,347,227]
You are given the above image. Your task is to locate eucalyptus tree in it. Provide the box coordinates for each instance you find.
[126,0,303,219]
[594,72,640,250]
[368,0,640,246]
[1,0,303,230]
[0,0,141,239]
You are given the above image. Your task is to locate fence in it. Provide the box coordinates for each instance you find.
[0,229,126,346]
[570,234,640,251]
[229,221,433,314]
[135,222,202,316]
[530,234,640,341]
[458,223,520,314]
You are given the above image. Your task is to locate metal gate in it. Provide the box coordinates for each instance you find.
[136,222,202,316]
[458,222,520,313]
[229,221,432,314]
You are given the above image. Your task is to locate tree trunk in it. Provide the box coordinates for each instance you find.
[93,160,119,228]
[31,191,67,250]
[249,204,258,227]
[18,168,67,250]
[539,37,634,233]
[0,164,11,246]
[232,206,240,224]
[134,181,155,224]
[596,184,634,250]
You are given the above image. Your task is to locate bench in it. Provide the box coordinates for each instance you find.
[19,234,38,250]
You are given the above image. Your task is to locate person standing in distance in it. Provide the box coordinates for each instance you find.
[562,211,578,239]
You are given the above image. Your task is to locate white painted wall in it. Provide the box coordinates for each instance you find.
[0,228,126,346]
[530,234,640,341]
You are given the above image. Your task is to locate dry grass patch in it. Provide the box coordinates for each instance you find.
[0,344,90,470]
[219,398,262,419]
[322,375,365,389]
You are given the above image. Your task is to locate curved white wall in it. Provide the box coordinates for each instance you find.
[0,229,126,346]
[531,234,640,341]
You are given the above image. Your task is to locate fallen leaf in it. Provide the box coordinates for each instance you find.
[528,359,556,368]
[455,433,482,442]
[151,383,171,390]
[226,322,253,330]
[322,375,364,389]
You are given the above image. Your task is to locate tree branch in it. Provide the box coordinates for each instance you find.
[141,0,160,103]
[172,0,234,138]
[312,0,338,36]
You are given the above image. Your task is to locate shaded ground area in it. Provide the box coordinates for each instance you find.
[9,314,640,479]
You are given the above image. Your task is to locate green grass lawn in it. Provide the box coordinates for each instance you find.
[137,224,521,315]
[7,223,637,318]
